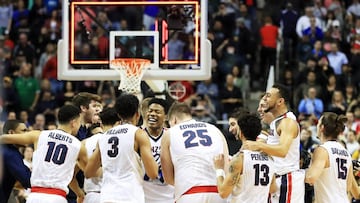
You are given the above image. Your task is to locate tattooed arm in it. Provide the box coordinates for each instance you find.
[213,152,243,198]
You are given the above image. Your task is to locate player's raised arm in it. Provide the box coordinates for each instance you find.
[160,130,174,185]
[136,128,158,179]
[214,153,242,198]
[0,130,41,147]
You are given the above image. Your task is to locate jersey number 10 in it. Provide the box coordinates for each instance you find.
[45,142,68,165]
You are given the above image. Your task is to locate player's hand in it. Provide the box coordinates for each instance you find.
[76,190,85,203]
[243,141,261,151]
[213,154,225,169]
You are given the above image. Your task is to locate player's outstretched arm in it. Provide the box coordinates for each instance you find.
[136,128,158,179]
[305,146,328,185]
[0,131,40,147]
[160,130,174,185]
[213,153,243,199]
[84,143,101,178]
[243,118,298,157]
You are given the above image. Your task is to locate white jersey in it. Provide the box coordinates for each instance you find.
[231,150,275,203]
[169,119,225,200]
[314,141,351,203]
[31,130,81,193]
[98,124,144,203]
[267,112,300,175]
[143,128,174,203]
[84,133,102,193]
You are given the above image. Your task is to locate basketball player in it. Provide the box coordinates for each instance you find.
[143,98,174,203]
[305,112,360,202]
[69,92,102,203]
[71,92,103,140]
[82,107,121,203]
[243,84,304,203]
[0,120,31,203]
[161,102,229,203]
[228,107,268,142]
[0,105,88,203]
[214,112,276,202]
[85,93,158,203]
[257,94,275,126]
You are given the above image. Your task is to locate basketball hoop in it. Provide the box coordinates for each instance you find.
[110,58,151,94]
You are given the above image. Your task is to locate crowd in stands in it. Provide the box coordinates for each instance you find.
[2,0,360,160]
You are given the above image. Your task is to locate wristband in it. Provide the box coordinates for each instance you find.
[216,169,225,178]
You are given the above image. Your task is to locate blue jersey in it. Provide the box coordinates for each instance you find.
[0,144,31,203]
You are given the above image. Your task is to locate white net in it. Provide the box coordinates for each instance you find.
[110,58,151,94]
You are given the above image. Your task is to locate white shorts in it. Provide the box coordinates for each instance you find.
[84,192,101,203]
[270,169,305,203]
[176,186,226,203]
[26,192,67,203]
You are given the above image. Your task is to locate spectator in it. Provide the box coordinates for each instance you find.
[213,2,236,39]
[2,76,19,119]
[327,90,347,115]
[14,62,40,112]
[298,87,324,120]
[302,17,324,45]
[311,40,325,60]
[346,129,359,155]
[259,16,278,82]
[322,74,339,107]
[294,70,323,107]
[12,33,36,67]
[36,43,55,79]
[220,74,243,124]
[280,2,299,64]
[0,0,13,36]
[327,42,349,75]
[347,0,360,18]
[317,56,335,86]
[32,113,46,130]
[296,6,322,38]
[300,126,319,153]
[43,9,61,42]
[12,0,29,29]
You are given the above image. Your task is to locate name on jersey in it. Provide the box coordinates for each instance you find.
[48,132,73,143]
[251,153,269,161]
[179,123,206,130]
[331,148,349,157]
[106,128,128,134]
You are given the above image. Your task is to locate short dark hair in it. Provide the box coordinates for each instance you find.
[3,120,22,134]
[114,93,139,120]
[58,105,81,124]
[99,107,120,126]
[167,102,191,120]
[72,92,102,109]
[320,112,347,139]
[273,83,290,104]
[229,107,250,119]
[148,98,170,114]
[237,113,261,141]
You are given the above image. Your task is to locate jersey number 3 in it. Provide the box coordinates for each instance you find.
[45,142,68,165]
[183,129,212,148]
